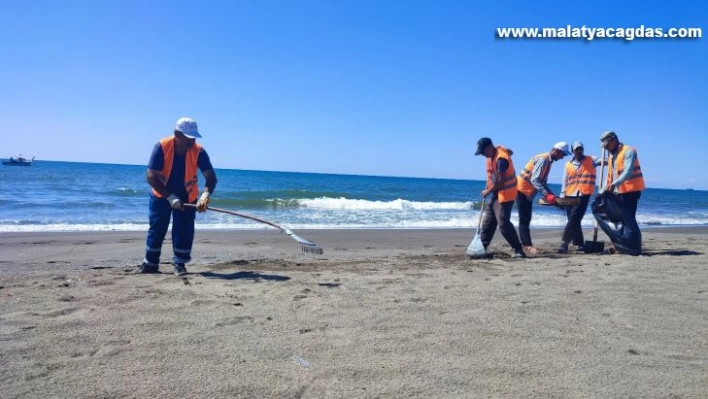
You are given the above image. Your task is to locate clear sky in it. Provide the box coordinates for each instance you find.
[2,0,706,189]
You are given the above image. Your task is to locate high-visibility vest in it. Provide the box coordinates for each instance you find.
[486,146,518,203]
[607,144,645,193]
[517,153,550,197]
[151,136,202,202]
[564,156,596,196]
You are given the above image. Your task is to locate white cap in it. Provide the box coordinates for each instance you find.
[175,117,201,139]
[553,141,571,155]
[571,141,584,151]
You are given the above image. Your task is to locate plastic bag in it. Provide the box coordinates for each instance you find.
[591,192,642,256]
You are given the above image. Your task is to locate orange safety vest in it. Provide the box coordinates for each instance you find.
[151,136,202,202]
[607,144,645,193]
[486,146,518,203]
[517,153,550,197]
[564,156,596,196]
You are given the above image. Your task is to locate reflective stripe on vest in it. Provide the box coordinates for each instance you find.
[517,153,549,197]
[564,156,596,196]
[607,144,645,193]
[486,146,518,203]
[151,137,202,202]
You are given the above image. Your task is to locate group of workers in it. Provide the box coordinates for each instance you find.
[474,131,645,258]
[132,116,646,276]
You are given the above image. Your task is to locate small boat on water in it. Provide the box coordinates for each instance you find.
[2,155,35,166]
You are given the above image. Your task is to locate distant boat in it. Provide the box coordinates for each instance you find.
[2,155,35,166]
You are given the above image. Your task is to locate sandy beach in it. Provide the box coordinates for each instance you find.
[1,227,707,398]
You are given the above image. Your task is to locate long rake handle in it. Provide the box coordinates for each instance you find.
[185,204,285,231]
[184,204,324,254]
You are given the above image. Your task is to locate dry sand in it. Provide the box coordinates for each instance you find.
[1,227,707,398]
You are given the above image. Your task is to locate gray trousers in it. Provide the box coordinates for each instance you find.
[479,195,523,252]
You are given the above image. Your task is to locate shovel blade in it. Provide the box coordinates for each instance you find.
[584,240,605,254]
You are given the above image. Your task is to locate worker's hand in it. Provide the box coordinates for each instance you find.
[196,192,211,212]
[599,184,613,195]
[544,193,557,205]
[167,194,184,210]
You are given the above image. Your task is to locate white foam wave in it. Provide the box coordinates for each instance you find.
[298,197,474,211]
[0,210,705,233]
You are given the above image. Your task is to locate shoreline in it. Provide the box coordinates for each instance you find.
[2,227,707,277]
[2,222,706,234]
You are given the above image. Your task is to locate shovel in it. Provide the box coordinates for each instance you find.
[466,197,487,258]
[584,147,606,254]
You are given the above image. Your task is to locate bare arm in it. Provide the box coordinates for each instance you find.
[146,168,170,197]
[202,168,217,195]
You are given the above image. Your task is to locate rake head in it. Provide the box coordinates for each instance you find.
[301,244,324,255]
[285,229,324,255]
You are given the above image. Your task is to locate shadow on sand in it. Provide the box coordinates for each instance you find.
[642,250,703,257]
[200,271,290,281]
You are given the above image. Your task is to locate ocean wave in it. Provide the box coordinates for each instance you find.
[297,197,477,211]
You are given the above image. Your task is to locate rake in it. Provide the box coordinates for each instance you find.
[184,204,324,254]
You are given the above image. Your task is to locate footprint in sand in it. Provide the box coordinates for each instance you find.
[214,316,254,327]
[43,307,83,318]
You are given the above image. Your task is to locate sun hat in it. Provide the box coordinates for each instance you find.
[175,117,201,139]
[553,141,571,155]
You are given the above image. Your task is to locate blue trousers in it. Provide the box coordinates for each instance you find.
[143,195,196,266]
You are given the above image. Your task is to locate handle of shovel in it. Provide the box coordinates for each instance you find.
[593,146,607,238]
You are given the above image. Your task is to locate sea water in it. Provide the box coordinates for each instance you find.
[1,161,706,232]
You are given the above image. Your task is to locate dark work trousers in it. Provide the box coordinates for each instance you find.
[144,194,197,266]
[562,195,591,246]
[515,191,534,247]
[479,194,523,252]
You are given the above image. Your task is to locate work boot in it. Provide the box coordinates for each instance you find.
[173,263,188,276]
[134,262,159,274]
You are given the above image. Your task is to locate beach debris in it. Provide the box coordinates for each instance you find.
[318,282,340,288]
[293,356,312,369]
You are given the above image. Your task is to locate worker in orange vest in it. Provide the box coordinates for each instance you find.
[516,142,571,255]
[558,141,603,253]
[135,117,218,276]
[475,137,527,258]
[593,131,645,255]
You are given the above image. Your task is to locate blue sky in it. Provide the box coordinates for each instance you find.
[2,0,706,189]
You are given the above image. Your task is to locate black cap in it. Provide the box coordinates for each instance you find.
[475,137,493,155]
